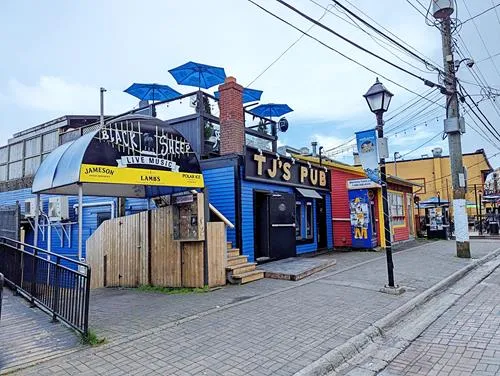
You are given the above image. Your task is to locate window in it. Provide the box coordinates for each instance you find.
[24,156,41,176]
[8,161,23,180]
[42,131,59,153]
[25,137,41,158]
[0,165,7,181]
[389,192,405,226]
[8,143,23,162]
[0,147,7,164]
[306,202,313,239]
[295,202,302,239]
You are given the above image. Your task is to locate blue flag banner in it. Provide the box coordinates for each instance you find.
[356,129,381,184]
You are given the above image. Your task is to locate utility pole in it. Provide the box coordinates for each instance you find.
[437,4,470,258]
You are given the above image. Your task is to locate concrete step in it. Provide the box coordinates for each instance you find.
[226,262,257,274]
[227,242,233,249]
[227,248,240,258]
[227,255,248,267]
[232,270,265,284]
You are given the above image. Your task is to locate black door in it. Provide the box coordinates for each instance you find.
[269,192,296,259]
[316,198,327,249]
[254,191,271,260]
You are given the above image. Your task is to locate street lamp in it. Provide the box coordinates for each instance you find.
[393,151,401,176]
[364,78,397,289]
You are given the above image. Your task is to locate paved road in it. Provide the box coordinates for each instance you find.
[380,264,500,376]
[10,240,499,376]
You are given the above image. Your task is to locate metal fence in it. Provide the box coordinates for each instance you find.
[0,272,3,320]
[0,237,91,334]
[0,204,20,240]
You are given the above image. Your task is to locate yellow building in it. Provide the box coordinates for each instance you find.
[384,148,493,214]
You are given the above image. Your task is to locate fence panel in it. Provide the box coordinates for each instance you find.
[0,237,91,335]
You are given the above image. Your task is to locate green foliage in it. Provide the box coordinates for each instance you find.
[81,330,106,346]
[136,285,210,295]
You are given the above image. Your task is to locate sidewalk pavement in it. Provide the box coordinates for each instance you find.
[9,240,500,376]
[380,264,500,376]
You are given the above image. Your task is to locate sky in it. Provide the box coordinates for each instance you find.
[1,0,499,167]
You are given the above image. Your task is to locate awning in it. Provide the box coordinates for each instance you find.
[296,188,322,199]
[32,115,204,198]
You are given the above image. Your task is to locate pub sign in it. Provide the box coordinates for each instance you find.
[244,147,330,190]
[79,117,204,188]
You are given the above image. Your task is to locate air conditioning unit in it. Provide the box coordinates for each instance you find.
[25,198,42,218]
[48,196,69,221]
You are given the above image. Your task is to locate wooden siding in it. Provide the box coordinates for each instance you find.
[86,205,226,289]
[207,222,226,286]
[331,169,357,247]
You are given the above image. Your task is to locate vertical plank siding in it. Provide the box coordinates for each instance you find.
[86,206,226,289]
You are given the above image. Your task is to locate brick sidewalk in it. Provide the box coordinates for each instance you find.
[12,240,500,376]
[380,265,500,376]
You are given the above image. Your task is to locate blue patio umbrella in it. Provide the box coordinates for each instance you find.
[213,88,263,104]
[168,61,226,89]
[124,83,181,102]
[249,103,293,118]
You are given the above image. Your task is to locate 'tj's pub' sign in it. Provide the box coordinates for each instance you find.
[244,147,330,190]
[79,116,204,188]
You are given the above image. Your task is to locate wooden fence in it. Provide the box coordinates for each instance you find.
[86,206,226,289]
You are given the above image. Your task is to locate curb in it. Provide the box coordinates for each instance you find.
[293,246,500,376]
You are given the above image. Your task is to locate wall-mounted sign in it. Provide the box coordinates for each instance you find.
[347,178,381,190]
[79,117,204,188]
[244,147,330,190]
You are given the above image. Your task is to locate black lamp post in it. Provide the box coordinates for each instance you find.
[363,78,396,288]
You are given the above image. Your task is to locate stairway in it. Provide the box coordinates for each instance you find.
[226,242,264,284]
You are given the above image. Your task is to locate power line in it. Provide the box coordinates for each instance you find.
[330,0,443,73]
[401,131,443,158]
[308,0,437,74]
[460,2,500,25]
[246,4,332,88]
[246,0,444,107]
[461,0,500,81]
[343,0,442,68]
[275,0,435,83]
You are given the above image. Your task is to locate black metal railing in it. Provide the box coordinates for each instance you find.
[0,272,3,320]
[0,237,91,334]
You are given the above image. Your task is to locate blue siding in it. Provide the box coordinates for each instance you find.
[202,166,236,246]
[240,178,295,261]
[326,194,334,249]
[240,176,333,261]
[0,189,149,262]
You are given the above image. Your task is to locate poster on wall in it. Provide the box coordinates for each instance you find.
[355,129,381,184]
[79,117,204,188]
[348,189,377,249]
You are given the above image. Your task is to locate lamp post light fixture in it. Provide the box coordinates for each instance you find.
[363,78,399,290]
[393,151,401,176]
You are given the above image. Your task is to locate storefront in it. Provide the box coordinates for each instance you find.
[297,156,417,249]
[203,146,333,262]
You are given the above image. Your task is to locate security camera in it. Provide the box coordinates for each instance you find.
[465,58,475,68]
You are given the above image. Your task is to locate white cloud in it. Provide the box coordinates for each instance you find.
[8,76,135,115]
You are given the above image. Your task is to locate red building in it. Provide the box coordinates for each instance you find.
[297,156,418,249]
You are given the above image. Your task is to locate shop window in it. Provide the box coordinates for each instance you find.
[306,202,313,239]
[389,192,405,226]
[295,202,302,239]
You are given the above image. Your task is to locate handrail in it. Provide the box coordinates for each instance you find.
[0,237,87,267]
[0,238,91,334]
[209,204,235,229]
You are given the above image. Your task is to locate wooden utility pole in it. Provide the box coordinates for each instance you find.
[440,14,470,258]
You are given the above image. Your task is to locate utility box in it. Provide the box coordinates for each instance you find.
[48,196,69,221]
[24,198,42,218]
[444,117,465,134]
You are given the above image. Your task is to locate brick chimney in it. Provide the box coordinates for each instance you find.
[218,77,244,155]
